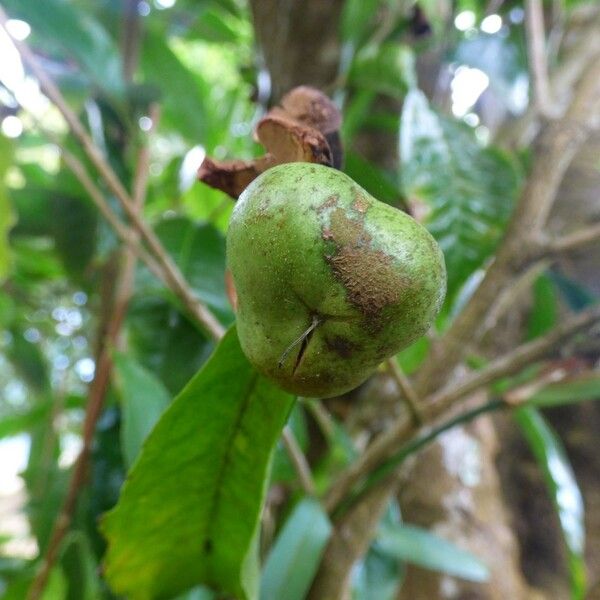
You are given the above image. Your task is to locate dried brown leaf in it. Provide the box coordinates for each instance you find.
[256,115,333,165]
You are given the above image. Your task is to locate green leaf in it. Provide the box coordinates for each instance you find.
[343,152,402,207]
[127,296,213,395]
[340,0,381,46]
[400,89,521,297]
[349,43,416,97]
[102,327,294,600]
[3,0,124,97]
[148,217,233,324]
[260,499,332,600]
[141,29,210,142]
[549,271,597,311]
[396,337,430,376]
[351,547,402,600]
[60,531,101,600]
[0,135,16,283]
[271,404,309,484]
[112,352,171,467]
[376,524,489,582]
[514,407,586,599]
[50,194,98,279]
[529,372,600,408]
[527,274,558,340]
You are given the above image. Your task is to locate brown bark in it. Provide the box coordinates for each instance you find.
[249,0,345,102]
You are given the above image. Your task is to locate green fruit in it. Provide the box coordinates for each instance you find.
[226,162,446,398]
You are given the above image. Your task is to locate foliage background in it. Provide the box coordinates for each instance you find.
[0,0,599,599]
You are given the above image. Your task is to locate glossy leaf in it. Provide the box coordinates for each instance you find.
[112,352,171,467]
[376,524,490,582]
[514,406,586,599]
[260,499,332,600]
[102,327,294,600]
[400,89,521,297]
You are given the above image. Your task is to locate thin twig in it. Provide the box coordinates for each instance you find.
[546,222,600,255]
[526,0,554,117]
[323,302,600,514]
[0,9,225,342]
[386,358,422,425]
[281,427,316,496]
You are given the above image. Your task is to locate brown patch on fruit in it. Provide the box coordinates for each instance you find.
[325,335,357,359]
[317,194,339,213]
[324,207,404,323]
[352,193,370,214]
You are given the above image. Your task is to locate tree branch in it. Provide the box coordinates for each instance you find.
[309,476,399,600]
[386,358,422,425]
[0,8,225,342]
[525,0,554,117]
[414,56,600,396]
[545,221,600,255]
[324,302,600,514]
[497,10,600,148]
[311,304,600,599]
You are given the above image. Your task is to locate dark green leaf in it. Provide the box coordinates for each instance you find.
[127,296,213,395]
[400,89,521,297]
[7,326,49,393]
[549,271,597,311]
[376,524,489,582]
[112,352,171,467]
[527,274,558,339]
[60,531,100,600]
[50,195,98,278]
[514,407,586,599]
[343,152,402,207]
[102,327,294,600]
[150,217,234,323]
[271,404,309,484]
[260,499,331,600]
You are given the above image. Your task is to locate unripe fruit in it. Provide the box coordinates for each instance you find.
[226,163,446,398]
